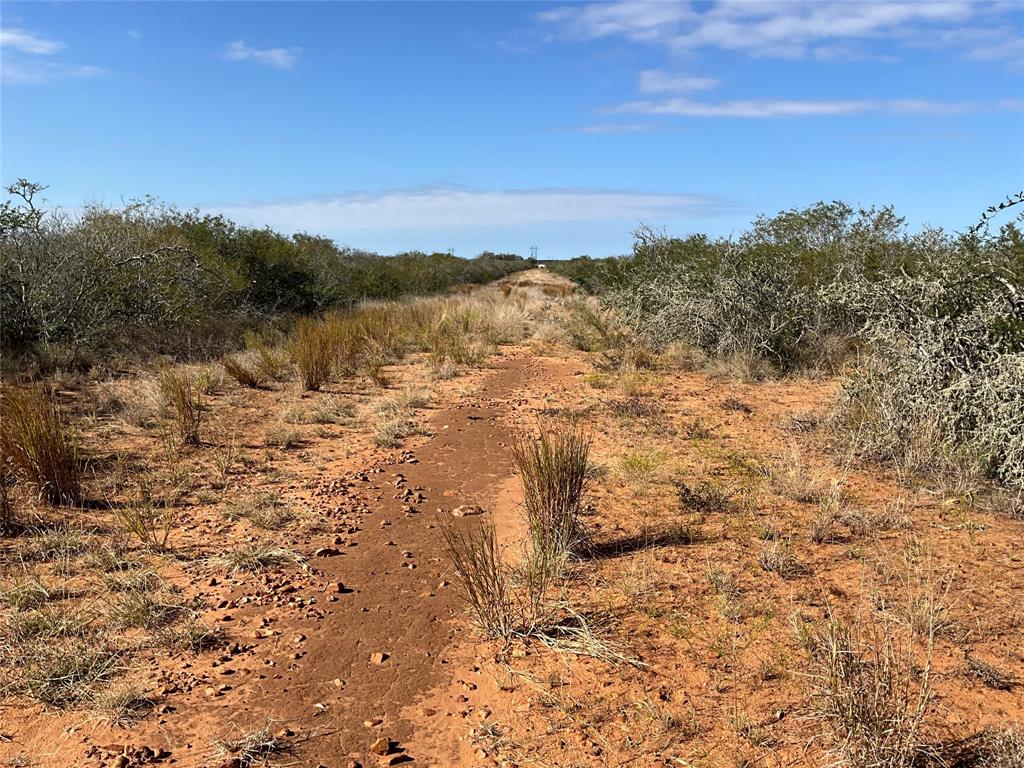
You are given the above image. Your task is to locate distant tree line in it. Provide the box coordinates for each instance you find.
[0,180,533,365]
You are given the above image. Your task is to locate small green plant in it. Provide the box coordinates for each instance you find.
[0,386,81,505]
[618,448,666,490]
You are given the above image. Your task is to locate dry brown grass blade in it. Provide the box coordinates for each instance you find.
[0,386,81,505]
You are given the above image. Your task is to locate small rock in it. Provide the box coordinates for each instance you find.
[370,652,389,665]
[314,547,341,557]
[370,736,391,755]
[452,505,485,517]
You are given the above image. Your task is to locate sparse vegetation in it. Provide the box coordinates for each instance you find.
[158,368,203,445]
[806,612,934,768]
[511,422,590,560]
[222,354,264,388]
[0,386,81,505]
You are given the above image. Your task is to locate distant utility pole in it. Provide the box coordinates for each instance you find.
[530,246,538,260]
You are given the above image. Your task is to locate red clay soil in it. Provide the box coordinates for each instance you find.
[0,346,583,768]
[3,271,1022,768]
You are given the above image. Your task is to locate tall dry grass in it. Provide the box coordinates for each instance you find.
[807,611,935,768]
[0,386,81,505]
[440,517,517,639]
[292,317,336,391]
[158,369,202,445]
[511,422,590,561]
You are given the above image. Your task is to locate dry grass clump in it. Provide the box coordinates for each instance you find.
[153,619,227,654]
[810,488,870,543]
[225,492,295,531]
[251,343,290,382]
[94,681,153,725]
[6,638,121,707]
[158,368,202,445]
[107,589,184,631]
[440,517,518,639]
[372,388,429,448]
[806,613,934,768]
[222,354,264,388]
[511,422,590,560]
[0,386,81,505]
[0,464,13,531]
[114,490,176,552]
[263,425,303,449]
[0,574,60,611]
[757,540,803,579]
[771,445,835,503]
[223,543,308,574]
[213,725,297,768]
[676,478,734,513]
[293,317,335,391]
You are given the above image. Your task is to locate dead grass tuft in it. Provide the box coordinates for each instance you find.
[213,725,297,768]
[0,386,81,505]
[158,369,202,445]
[807,612,935,768]
[222,355,264,388]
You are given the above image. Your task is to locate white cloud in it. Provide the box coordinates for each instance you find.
[965,35,1024,68]
[0,26,104,85]
[538,2,694,42]
[2,60,104,85]
[539,0,1018,63]
[223,40,300,69]
[0,27,64,55]
[606,96,979,118]
[211,187,732,232]
[638,69,718,93]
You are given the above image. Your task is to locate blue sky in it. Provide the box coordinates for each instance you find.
[2,1,1023,258]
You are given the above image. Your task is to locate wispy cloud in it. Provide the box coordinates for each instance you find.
[576,123,653,134]
[211,187,733,232]
[539,1,1019,65]
[223,40,300,69]
[1,26,104,85]
[638,69,718,93]
[2,60,104,85]
[0,27,64,55]
[606,96,981,118]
